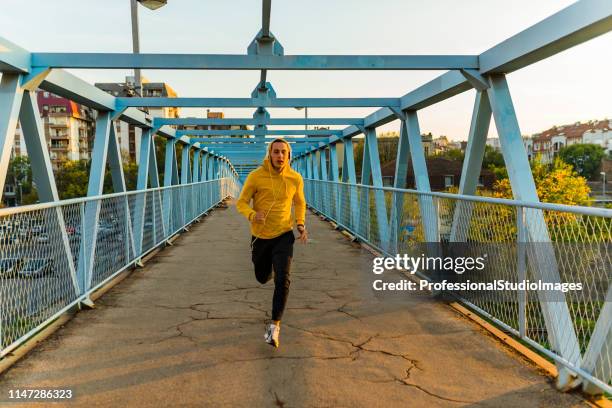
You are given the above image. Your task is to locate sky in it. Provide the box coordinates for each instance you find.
[0,0,610,141]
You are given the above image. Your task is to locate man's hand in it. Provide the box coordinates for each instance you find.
[252,211,266,223]
[297,225,308,243]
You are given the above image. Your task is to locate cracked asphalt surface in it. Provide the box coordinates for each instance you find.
[0,200,588,407]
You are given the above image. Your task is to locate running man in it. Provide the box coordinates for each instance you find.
[236,138,308,348]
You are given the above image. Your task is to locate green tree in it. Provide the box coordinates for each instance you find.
[493,156,591,206]
[5,156,38,205]
[558,143,605,180]
[122,160,139,190]
[55,160,89,199]
[439,148,464,162]
[482,145,504,168]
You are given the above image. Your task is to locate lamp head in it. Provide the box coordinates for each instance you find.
[137,0,167,10]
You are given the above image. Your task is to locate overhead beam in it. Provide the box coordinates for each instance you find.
[199,147,314,154]
[30,53,479,70]
[337,71,471,141]
[317,0,612,153]
[153,117,365,126]
[479,0,612,74]
[0,37,31,73]
[16,69,223,152]
[178,129,340,136]
[118,97,399,108]
[192,137,329,143]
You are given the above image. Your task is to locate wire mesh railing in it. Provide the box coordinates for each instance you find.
[0,177,239,358]
[305,179,612,394]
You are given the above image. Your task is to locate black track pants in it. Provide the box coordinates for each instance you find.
[250,230,295,321]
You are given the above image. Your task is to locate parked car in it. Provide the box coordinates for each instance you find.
[0,258,23,278]
[0,233,20,246]
[17,258,54,278]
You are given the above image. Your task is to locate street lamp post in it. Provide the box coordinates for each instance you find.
[130,0,168,96]
[601,171,607,197]
[294,106,308,131]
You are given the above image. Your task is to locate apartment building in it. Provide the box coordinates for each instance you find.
[95,77,180,162]
[181,110,248,134]
[11,91,95,167]
[531,119,611,163]
[38,91,95,166]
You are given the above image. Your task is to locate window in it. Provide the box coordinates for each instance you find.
[49,105,67,114]
[43,91,49,98]
[444,175,454,188]
[43,105,49,111]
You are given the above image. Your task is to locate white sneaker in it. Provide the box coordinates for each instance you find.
[264,323,280,348]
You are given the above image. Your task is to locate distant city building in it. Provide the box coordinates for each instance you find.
[12,90,95,168]
[95,77,180,162]
[180,110,248,135]
[530,119,611,163]
[422,135,462,156]
[381,157,495,191]
[486,138,501,151]
[6,91,95,205]
[421,132,433,156]
[38,91,95,166]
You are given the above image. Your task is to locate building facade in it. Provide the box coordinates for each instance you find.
[12,90,95,167]
[95,77,180,163]
[530,119,611,163]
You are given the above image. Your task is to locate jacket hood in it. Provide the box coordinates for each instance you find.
[263,138,292,174]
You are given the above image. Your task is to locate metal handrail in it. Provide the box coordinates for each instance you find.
[303,178,612,218]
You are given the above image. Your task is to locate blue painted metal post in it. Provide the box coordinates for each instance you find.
[405,111,438,242]
[329,143,340,220]
[342,138,358,230]
[319,148,329,215]
[305,153,314,205]
[487,73,580,388]
[201,152,208,181]
[134,128,152,254]
[313,149,321,210]
[363,127,389,248]
[450,91,491,242]
[389,113,411,252]
[181,144,192,224]
[0,74,23,197]
[192,149,200,219]
[163,138,179,234]
[107,120,136,260]
[306,153,313,179]
[78,111,112,292]
[18,88,79,297]
[581,286,612,394]
[300,156,307,178]
[148,133,165,241]
[209,156,216,208]
[359,131,371,238]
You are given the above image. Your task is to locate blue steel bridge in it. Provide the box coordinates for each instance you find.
[0,0,610,405]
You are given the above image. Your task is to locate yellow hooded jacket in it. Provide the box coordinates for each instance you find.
[236,139,306,239]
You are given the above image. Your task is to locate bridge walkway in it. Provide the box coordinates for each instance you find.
[0,200,586,407]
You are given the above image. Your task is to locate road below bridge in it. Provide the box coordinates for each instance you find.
[0,200,588,407]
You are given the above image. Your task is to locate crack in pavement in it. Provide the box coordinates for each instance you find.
[335,302,363,322]
[279,323,468,403]
[394,367,473,404]
[271,389,286,408]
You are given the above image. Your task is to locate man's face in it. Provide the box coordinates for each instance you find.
[270,141,289,170]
